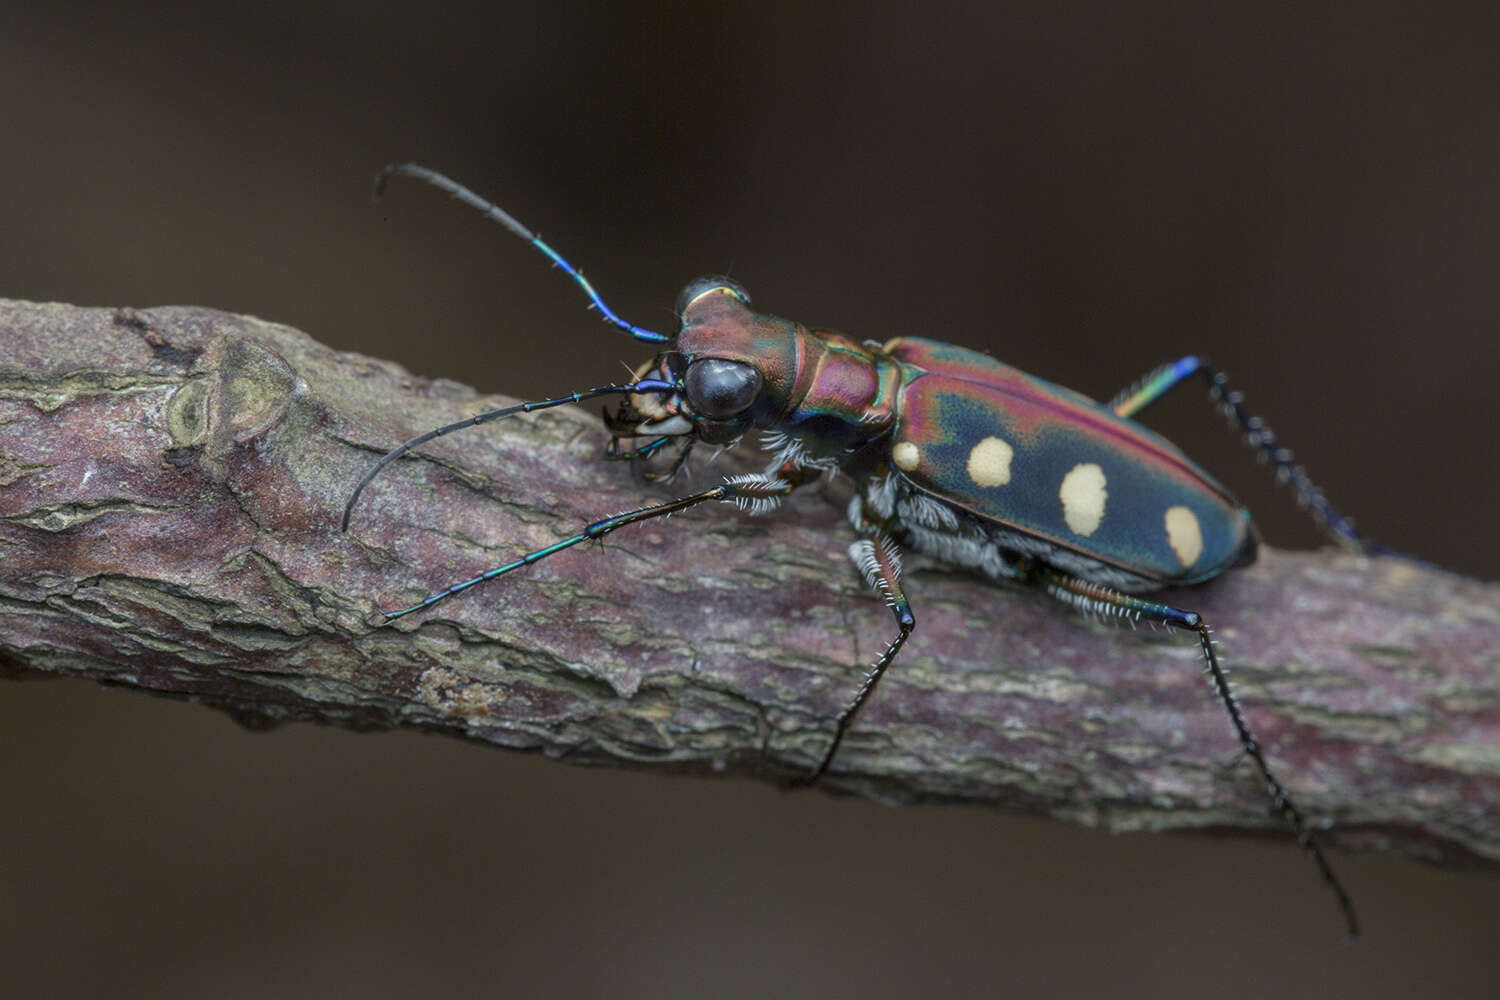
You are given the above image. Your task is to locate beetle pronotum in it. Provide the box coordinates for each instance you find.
[344,164,1366,939]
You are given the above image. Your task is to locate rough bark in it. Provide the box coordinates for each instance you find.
[2,298,1496,868]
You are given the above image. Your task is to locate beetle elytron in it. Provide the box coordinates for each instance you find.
[343,164,1365,938]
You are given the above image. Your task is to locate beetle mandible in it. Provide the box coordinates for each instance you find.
[343,164,1365,939]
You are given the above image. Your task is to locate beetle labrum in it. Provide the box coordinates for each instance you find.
[343,164,1365,939]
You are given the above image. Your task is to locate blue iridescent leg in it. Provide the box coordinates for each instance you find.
[377,473,795,622]
[1039,568,1359,942]
[603,435,673,461]
[604,434,696,482]
[1109,356,1367,553]
[375,163,667,344]
[1108,355,1206,419]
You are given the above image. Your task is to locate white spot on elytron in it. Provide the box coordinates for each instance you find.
[892,441,921,471]
[966,436,1014,487]
[1059,463,1108,536]
[1165,505,1204,568]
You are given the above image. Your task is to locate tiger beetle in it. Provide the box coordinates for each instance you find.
[344,163,1367,940]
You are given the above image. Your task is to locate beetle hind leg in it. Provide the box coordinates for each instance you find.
[801,532,916,784]
[1038,568,1359,941]
[1108,356,1369,554]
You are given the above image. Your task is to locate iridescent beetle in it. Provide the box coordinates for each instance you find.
[344,164,1365,938]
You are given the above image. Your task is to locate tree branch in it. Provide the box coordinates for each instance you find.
[2,299,1496,867]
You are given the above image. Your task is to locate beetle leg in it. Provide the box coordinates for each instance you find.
[603,434,673,461]
[1107,355,1207,419]
[641,436,696,483]
[374,472,797,623]
[1037,568,1360,942]
[1109,356,1367,554]
[602,435,696,483]
[803,532,916,783]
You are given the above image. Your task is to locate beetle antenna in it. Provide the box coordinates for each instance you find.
[341,379,676,532]
[375,164,668,345]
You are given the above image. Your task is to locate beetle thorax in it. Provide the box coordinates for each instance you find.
[674,287,898,466]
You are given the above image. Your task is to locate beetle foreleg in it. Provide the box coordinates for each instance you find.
[603,434,673,461]
[803,533,916,783]
[642,436,696,483]
[603,434,696,482]
[1038,569,1360,941]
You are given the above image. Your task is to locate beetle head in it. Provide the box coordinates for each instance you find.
[610,275,802,447]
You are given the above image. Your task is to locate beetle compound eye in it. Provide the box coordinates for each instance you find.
[684,358,762,418]
[676,275,751,319]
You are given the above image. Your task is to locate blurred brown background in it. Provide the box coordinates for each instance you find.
[2,3,1496,997]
